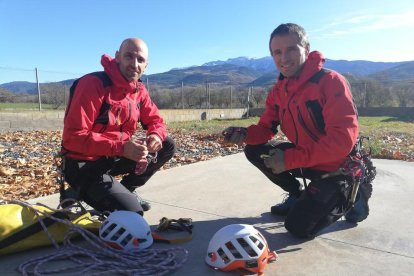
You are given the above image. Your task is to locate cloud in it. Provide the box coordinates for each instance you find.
[311,9,414,38]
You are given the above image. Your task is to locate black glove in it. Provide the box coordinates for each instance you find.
[222,127,247,145]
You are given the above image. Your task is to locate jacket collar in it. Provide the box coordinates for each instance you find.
[101,54,142,92]
[277,50,325,90]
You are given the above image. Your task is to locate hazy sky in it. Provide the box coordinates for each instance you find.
[1,0,414,84]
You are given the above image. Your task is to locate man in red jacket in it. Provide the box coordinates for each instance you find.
[223,23,372,238]
[62,38,175,215]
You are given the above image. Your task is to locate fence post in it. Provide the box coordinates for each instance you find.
[208,83,210,112]
[230,85,233,110]
[247,87,252,118]
[35,67,42,111]
[181,81,184,109]
[64,85,67,107]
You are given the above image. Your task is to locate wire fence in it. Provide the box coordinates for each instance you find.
[1,67,414,110]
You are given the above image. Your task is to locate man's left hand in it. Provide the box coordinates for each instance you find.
[147,134,163,153]
[263,148,286,174]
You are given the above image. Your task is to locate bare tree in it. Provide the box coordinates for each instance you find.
[392,82,414,107]
[38,83,69,109]
[0,88,16,103]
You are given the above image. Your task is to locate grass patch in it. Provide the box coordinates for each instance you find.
[0,103,58,110]
[167,116,414,160]
[359,116,414,135]
[167,117,260,135]
[167,116,414,135]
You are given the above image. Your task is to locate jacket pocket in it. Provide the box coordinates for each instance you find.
[94,101,111,125]
[93,101,111,133]
[297,107,319,142]
[305,100,326,135]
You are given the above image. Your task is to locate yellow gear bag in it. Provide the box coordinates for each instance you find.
[0,201,101,256]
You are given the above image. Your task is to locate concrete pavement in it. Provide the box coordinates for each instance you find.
[1,154,413,275]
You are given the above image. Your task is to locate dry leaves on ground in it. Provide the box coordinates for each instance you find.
[0,130,243,201]
[0,130,413,201]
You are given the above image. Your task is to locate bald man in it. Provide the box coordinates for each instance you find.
[61,38,175,215]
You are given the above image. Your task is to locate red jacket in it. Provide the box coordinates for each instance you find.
[245,51,359,172]
[62,55,167,161]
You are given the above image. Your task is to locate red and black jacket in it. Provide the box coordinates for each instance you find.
[62,55,167,161]
[245,51,359,172]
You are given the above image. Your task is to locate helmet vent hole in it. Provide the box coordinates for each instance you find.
[111,227,126,241]
[217,248,231,264]
[257,232,266,241]
[249,235,264,250]
[238,238,258,257]
[101,223,117,238]
[120,233,133,246]
[225,241,243,259]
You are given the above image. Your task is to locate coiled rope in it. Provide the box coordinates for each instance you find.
[5,200,188,276]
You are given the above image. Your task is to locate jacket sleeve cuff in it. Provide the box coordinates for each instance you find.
[245,125,274,145]
[112,142,124,156]
[148,131,166,141]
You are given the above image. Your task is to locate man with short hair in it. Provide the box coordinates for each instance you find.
[62,38,175,215]
[223,23,372,238]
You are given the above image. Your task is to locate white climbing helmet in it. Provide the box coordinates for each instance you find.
[205,224,277,275]
[99,210,153,251]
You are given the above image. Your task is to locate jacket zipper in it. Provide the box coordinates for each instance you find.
[297,107,319,142]
[119,97,133,141]
[119,85,138,141]
[115,106,122,126]
[280,108,286,127]
[285,87,299,145]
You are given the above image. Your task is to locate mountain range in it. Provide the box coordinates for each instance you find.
[1,56,413,94]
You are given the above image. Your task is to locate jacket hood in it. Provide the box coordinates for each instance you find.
[101,54,140,91]
[302,51,324,78]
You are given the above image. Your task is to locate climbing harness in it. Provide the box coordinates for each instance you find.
[320,136,376,207]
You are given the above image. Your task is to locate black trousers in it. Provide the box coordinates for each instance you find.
[244,142,351,238]
[64,136,176,215]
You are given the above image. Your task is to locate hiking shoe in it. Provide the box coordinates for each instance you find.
[271,194,298,215]
[345,180,373,223]
[133,191,151,212]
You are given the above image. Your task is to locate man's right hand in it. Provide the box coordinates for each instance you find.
[222,127,247,145]
[122,140,148,162]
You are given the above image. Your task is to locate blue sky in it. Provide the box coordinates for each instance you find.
[1,0,414,84]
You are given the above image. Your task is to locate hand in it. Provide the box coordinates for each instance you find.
[122,140,148,162]
[222,127,247,145]
[146,134,163,153]
[263,148,285,174]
